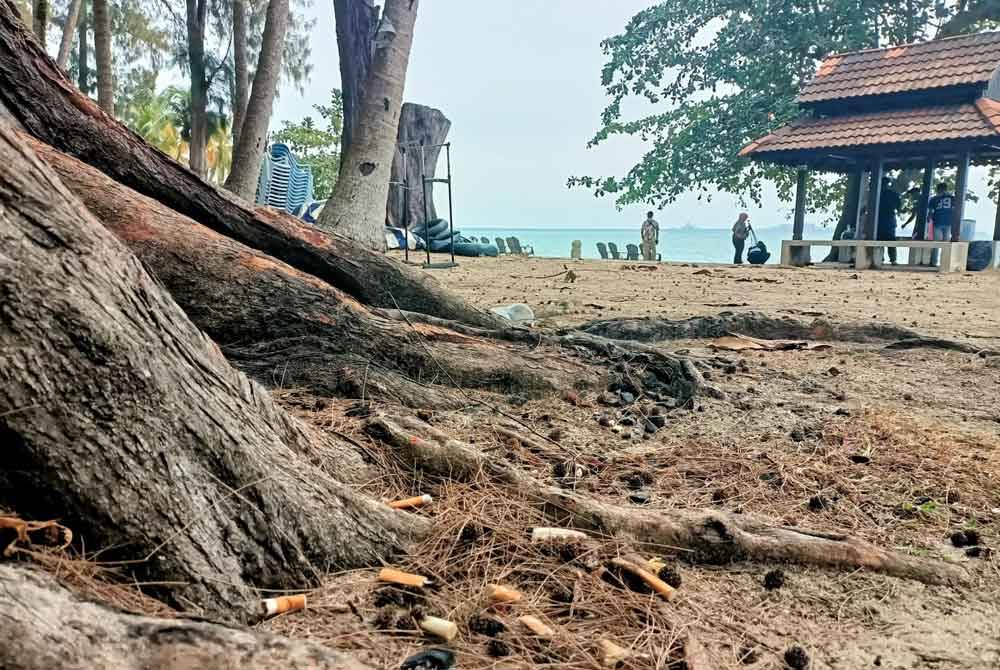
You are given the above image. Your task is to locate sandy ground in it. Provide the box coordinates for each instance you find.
[390,252,1000,343]
[267,255,1000,668]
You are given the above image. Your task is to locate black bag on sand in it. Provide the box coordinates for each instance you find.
[747,241,770,265]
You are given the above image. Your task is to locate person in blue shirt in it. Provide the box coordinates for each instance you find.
[927,183,955,266]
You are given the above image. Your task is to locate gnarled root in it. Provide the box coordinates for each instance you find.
[367,415,969,587]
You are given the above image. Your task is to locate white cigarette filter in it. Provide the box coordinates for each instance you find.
[419,615,459,641]
[388,494,433,510]
[261,594,307,617]
[530,527,588,543]
[599,639,631,667]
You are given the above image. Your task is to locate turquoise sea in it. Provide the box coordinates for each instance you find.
[462,226,800,264]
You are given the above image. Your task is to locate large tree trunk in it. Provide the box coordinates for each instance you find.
[187,0,209,176]
[231,0,249,146]
[333,0,377,161]
[92,0,111,114]
[0,125,425,622]
[27,134,598,408]
[55,0,81,70]
[317,0,419,249]
[0,0,503,329]
[386,102,450,229]
[0,565,371,669]
[76,0,87,91]
[225,0,288,200]
[31,0,46,46]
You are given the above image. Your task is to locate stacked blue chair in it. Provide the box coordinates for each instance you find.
[256,143,315,214]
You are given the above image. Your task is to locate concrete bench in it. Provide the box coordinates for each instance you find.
[780,239,969,272]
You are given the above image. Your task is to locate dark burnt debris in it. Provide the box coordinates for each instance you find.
[764,569,786,591]
[784,644,810,669]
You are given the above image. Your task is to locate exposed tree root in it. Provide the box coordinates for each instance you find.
[367,415,969,587]
[29,137,600,408]
[0,565,370,670]
[574,311,921,344]
[883,337,998,356]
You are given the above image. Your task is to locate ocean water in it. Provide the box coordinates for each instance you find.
[462,227,809,264]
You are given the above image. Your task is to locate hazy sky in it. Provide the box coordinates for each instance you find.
[273,1,997,232]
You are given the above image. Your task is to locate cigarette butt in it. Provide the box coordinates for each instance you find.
[261,594,307,617]
[487,583,522,604]
[599,639,631,667]
[419,615,458,641]
[388,494,433,510]
[610,558,676,601]
[530,527,588,543]
[647,557,666,573]
[377,567,429,588]
[518,615,555,639]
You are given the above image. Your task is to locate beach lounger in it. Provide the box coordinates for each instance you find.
[596,242,609,259]
[506,237,521,255]
[495,237,508,255]
[625,244,640,261]
[571,240,582,260]
[607,243,622,260]
[480,236,490,244]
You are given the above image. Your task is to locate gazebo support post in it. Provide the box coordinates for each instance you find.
[791,167,807,264]
[911,157,935,265]
[822,169,862,263]
[991,179,1000,271]
[952,151,970,242]
[857,157,884,269]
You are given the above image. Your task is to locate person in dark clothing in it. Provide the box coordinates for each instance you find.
[927,182,955,266]
[732,212,750,264]
[877,177,902,265]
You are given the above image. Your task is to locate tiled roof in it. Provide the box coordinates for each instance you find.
[739,99,1000,157]
[798,32,1000,104]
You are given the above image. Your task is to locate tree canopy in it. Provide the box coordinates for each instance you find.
[570,1,1000,215]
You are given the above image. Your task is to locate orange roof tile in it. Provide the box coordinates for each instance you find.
[739,103,1000,157]
[798,32,1000,104]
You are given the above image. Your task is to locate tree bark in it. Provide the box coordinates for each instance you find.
[225,0,289,200]
[76,0,88,91]
[231,0,249,146]
[28,135,598,407]
[31,0,47,47]
[55,0,81,70]
[92,0,112,114]
[333,0,377,161]
[0,0,503,329]
[0,565,372,669]
[0,126,425,622]
[317,0,419,249]
[187,0,209,176]
[387,102,450,230]
[368,415,969,586]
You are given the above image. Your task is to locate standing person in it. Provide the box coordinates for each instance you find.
[877,176,902,265]
[640,211,660,261]
[927,182,955,266]
[732,212,750,264]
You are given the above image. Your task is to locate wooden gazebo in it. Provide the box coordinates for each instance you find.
[740,32,1000,271]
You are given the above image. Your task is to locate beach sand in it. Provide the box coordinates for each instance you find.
[265,253,1000,669]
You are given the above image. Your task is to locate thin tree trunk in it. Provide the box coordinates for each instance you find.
[76,0,87,91]
[92,0,112,114]
[225,0,289,200]
[0,0,504,329]
[31,0,47,46]
[231,0,249,146]
[0,124,425,622]
[333,0,377,161]
[187,0,209,176]
[0,565,372,669]
[55,0,81,70]
[317,0,419,249]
